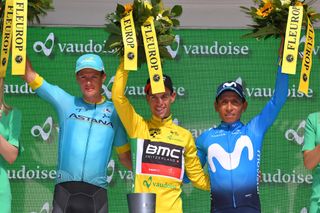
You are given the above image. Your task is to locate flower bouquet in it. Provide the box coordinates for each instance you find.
[241,0,320,39]
[104,0,182,68]
[241,0,320,96]
[0,0,53,114]
[0,0,54,31]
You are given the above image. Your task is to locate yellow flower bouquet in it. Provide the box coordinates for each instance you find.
[241,0,320,39]
[104,0,182,67]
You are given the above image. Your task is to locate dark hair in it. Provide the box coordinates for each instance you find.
[144,74,173,94]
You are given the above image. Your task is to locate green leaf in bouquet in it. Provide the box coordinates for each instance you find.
[27,0,54,24]
[171,5,182,17]
[171,19,180,27]
[105,23,121,35]
[310,13,320,22]
[133,0,144,16]
[242,25,280,39]
[105,34,122,50]
[157,22,171,34]
[152,4,161,17]
[106,12,121,23]
[158,34,175,46]
[116,4,125,16]
[162,10,170,17]
[159,16,173,27]
[159,46,173,59]
[151,0,161,7]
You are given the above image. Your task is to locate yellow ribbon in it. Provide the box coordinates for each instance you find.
[282,6,303,75]
[11,0,28,75]
[0,0,14,77]
[121,11,138,71]
[298,17,315,95]
[141,16,164,94]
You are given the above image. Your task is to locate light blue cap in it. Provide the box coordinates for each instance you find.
[75,54,105,73]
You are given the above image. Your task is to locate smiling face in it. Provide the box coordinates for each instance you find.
[214,91,247,123]
[146,88,176,119]
[76,68,106,103]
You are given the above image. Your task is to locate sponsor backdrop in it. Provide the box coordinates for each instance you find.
[2,27,317,213]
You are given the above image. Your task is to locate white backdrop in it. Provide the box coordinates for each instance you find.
[35,0,320,28]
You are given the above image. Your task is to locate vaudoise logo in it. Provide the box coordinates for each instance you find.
[32,32,180,58]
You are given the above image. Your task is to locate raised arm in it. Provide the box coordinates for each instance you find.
[111,60,144,137]
[22,56,38,83]
[251,39,289,132]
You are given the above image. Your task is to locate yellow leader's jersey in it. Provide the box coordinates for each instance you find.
[112,63,210,213]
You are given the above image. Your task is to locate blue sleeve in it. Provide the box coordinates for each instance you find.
[196,132,208,167]
[249,64,288,133]
[35,80,73,111]
[183,131,208,184]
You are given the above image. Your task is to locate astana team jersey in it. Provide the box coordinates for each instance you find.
[112,63,210,213]
[29,75,129,189]
[196,66,288,212]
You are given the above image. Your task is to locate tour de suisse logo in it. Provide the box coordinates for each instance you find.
[32,32,180,58]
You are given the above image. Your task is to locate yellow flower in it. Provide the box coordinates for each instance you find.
[280,0,291,6]
[124,3,133,12]
[144,1,153,10]
[256,1,273,17]
[295,2,304,6]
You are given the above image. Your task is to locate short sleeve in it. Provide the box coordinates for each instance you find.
[302,113,318,151]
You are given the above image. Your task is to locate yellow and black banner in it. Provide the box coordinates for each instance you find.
[282,6,303,75]
[11,0,28,75]
[0,0,14,77]
[141,16,164,94]
[121,11,138,71]
[298,18,315,95]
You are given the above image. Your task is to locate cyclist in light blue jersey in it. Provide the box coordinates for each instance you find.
[23,54,131,213]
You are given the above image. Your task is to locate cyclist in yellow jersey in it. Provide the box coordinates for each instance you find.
[112,61,210,213]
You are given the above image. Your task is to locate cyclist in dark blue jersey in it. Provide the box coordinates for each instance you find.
[194,43,289,213]
[23,54,131,213]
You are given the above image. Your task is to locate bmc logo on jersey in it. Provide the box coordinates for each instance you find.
[140,140,184,179]
[145,143,181,159]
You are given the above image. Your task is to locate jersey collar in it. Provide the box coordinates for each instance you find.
[83,96,106,105]
[151,114,173,126]
[219,120,243,130]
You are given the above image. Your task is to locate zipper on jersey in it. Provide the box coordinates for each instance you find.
[227,125,237,208]
[81,103,97,180]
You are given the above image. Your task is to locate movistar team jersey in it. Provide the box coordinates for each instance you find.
[29,75,129,189]
[112,63,210,213]
[302,112,320,213]
[197,66,288,212]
